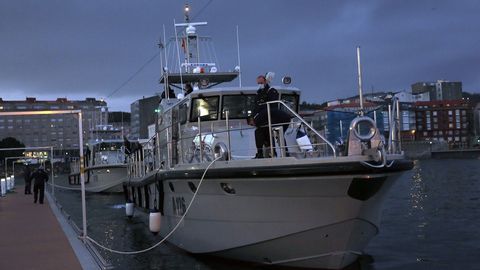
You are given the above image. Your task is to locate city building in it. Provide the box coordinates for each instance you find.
[473,103,480,145]
[130,95,160,139]
[414,99,473,146]
[0,97,107,156]
[299,110,327,132]
[108,111,131,139]
[411,80,462,101]
[411,82,436,96]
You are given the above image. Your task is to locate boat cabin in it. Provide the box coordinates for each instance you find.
[151,86,302,168]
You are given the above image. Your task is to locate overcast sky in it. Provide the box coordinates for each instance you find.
[1,0,479,111]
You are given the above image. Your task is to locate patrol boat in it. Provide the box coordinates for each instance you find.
[123,9,413,269]
[69,139,127,192]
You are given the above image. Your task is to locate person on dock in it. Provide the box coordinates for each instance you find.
[24,165,32,195]
[31,165,49,204]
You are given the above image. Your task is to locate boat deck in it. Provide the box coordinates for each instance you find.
[0,186,83,270]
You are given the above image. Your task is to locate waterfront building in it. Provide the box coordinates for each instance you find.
[414,99,473,146]
[108,111,131,139]
[0,97,107,156]
[130,95,160,139]
[411,80,462,101]
[473,103,480,145]
[299,110,327,131]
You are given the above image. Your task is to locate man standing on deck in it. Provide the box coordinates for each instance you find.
[249,73,291,158]
[31,165,49,204]
[24,164,32,195]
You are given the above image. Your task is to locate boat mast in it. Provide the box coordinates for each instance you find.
[236,25,242,87]
[162,25,168,94]
[356,46,364,116]
[176,4,207,73]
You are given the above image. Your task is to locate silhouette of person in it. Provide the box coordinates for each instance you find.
[31,166,49,204]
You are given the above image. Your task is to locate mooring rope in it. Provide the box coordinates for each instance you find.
[86,156,221,255]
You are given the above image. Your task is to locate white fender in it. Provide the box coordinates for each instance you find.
[149,211,162,235]
[125,202,134,219]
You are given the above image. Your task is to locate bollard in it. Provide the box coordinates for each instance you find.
[6,177,11,191]
[10,175,15,189]
[1,178,6,196]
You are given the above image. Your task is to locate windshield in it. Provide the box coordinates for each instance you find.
[221,94,256,119]
[190,96,219,121]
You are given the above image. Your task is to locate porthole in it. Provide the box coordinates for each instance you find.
[220,182,236,195]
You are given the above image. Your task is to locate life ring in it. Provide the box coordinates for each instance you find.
[350,116,376,141]
[213,142,229,161]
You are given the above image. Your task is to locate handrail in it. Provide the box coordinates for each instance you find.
[387,97,402,154]
[266,100,337,157]
[126,101,340,177]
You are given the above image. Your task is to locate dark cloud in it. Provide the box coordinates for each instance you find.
[0,0,479,111]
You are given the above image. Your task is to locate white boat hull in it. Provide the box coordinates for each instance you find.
[70,165,127,192]
[139,171,402,269]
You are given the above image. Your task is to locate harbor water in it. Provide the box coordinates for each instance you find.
[50,159,479,270]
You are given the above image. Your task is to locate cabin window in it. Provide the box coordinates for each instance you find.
[280,94,299,113]
[190,96,219,121]
[221,94,256,119]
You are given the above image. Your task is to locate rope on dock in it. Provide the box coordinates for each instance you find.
[86,156,221,255]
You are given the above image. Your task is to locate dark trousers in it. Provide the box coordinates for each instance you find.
[255,124,289,157]
[33,183,45,203]
[255,127,271,157]
[24,180,32,194]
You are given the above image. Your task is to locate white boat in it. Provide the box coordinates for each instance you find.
[123,8,412,269]
[69,140,127,193]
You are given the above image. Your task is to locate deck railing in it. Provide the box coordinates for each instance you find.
[126,103,341,179]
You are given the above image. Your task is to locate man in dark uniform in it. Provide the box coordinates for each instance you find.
[31,165,49,204]
[249,74,291,158]
[160,86,176,100]
[184,83,193,95]
[24,165,32,195]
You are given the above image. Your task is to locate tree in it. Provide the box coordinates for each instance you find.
[299,101,325,111]
[0,137,25,166]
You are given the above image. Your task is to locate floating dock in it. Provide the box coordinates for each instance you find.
[0,186,99,269]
